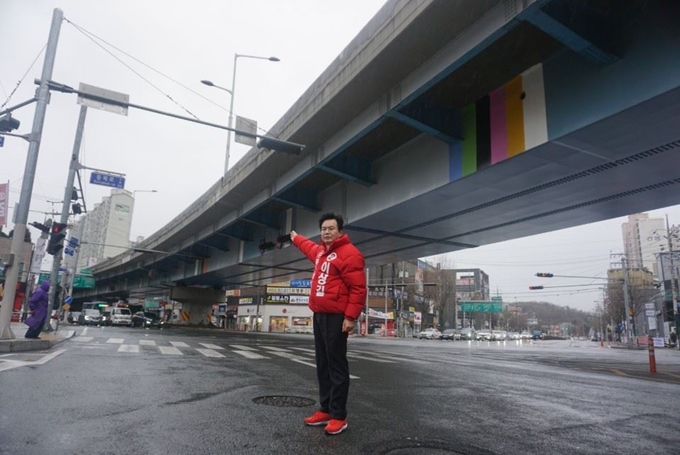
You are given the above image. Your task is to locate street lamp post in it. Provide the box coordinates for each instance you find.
[202,53,279,175]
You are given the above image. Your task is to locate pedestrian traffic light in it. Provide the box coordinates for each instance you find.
[0,113,20,132]
[529,286,544,290]
[535,273,554,278]
[46,222,67,255]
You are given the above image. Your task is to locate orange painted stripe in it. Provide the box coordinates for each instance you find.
[505,75,525,157]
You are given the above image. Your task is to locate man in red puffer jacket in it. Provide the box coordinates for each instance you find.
[291,212,366,436]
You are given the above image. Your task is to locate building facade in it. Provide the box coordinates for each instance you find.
[73,189,134,272]
[622,213,665,276]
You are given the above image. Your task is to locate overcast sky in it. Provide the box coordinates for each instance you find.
[2,1,678,313]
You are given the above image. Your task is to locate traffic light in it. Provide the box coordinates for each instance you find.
[535,273,554,278]
[0,113,20,132]
[529,286,544,290]
[46,222,67,255]
[29,221,50,233]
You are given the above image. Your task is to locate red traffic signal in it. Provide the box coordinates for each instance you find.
[535,273,554,278]
[46,222,68,255]
[529,286,544,290]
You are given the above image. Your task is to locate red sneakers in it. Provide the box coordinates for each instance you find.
[324,419,348,435]
[303,411,331,426]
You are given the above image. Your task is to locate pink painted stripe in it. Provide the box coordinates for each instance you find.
[489,86,507,165]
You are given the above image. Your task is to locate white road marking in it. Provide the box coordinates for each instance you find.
[139,340,156,346]
[106,338,124,344]
[170,341,190,348]
[0,349,66,372]
[288,358,360,379]
[346,352,395,363]
[159,346,183,355]
[291,347,316,354]
[118,345,140,353]
[261,346,290,352]
[199,343,223,350]
[230,344,257,351]
[196,348,225,358]
[74,336,93,342]
[233,350,268,359]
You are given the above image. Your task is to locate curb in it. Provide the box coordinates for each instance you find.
[0,330,76,353]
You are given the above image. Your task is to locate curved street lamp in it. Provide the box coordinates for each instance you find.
[202,53,280,174]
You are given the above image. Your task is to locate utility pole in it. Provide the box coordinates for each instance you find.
[46,105,88,332]
[0,9,63,339]
[622,257,633,348]
[665,214,680,350]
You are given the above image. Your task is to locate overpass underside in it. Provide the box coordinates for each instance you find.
[79,0,680,304]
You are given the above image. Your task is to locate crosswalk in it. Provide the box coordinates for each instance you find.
[67,336,402,377]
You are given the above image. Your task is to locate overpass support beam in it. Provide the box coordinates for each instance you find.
[274,188,319,212]
[386,107,462,145]
[318,155,374,187]
[521,10,619,67]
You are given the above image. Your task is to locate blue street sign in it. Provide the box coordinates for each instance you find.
[64,247,75,256]
[90,171,125,188]
[64,295,73,304]
[68,237,79,247]
[290,279,311,288]
[0,136,4,147]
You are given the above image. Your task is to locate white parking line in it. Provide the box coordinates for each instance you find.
[233,350,268,359]
[199,343,223,350]
[106,338,124,344]
[139,340,156,346]
[169,341,190,348]
[196,348,225,358]
[346,352,395,363]
[159,346,183,355]
[0,349,66,372]
[118,345,140,353]
[291,347,316,354]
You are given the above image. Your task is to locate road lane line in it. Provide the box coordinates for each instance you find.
[199,343,223,350]
[233,350,268,359]
[139,340,156,346]
[159,346,183,355]
[230,344,257,351]
[261,346,290,352]
[346,353,394,363]
[197,348,225,358]
[288,358,359,379]
[291,347,316,354]
[74,336,93,342]
[170,341,190,348]
[106,338,124,344]
[118,345,140,353]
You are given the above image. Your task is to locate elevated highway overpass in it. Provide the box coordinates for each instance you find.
[76,0,680,317]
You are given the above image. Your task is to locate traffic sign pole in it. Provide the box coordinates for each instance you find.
[0,8,63,340]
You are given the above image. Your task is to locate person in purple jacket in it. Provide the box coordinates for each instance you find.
[24,281,50,339]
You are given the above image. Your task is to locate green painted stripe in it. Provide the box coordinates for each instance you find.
[462,103,477,176]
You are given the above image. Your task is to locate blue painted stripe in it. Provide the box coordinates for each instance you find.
[449,141,463,182]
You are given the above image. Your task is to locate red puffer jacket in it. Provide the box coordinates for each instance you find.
[292,233,367,320]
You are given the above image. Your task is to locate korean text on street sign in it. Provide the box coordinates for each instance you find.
[458,301,503,313]
[290,279,311,288]
[90,171,125,189]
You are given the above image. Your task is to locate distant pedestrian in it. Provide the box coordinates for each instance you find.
[24,281,50,339]
[291,212,367,435]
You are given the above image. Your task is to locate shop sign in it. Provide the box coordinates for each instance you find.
[289,295,309,304]
[239,297,253,304]
[267,295,290,304]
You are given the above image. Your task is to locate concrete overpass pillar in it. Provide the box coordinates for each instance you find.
[170,287,226,325]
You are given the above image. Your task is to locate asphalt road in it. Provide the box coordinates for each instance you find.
[1,326,679,455]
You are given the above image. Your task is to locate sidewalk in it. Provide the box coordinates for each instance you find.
[0,322,76,353]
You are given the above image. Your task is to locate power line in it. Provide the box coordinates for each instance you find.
[1,43,47,110]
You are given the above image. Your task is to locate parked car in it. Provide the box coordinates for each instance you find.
[78,309,102,326]
[131,311,162,328]
[440,329,456,340]
[418,328,441,340]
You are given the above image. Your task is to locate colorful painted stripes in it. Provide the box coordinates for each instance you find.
[450,63,548,181]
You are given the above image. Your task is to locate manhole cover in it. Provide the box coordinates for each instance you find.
[252,395,316,407]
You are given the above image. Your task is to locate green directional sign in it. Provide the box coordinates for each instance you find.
[73,274,95,289]
[459,301,503,313]
[491,296,503,302]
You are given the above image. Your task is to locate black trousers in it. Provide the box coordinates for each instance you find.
[25,317,45,338]
[313,312,350,420]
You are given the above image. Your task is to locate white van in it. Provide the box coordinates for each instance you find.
[110,308,132,326]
